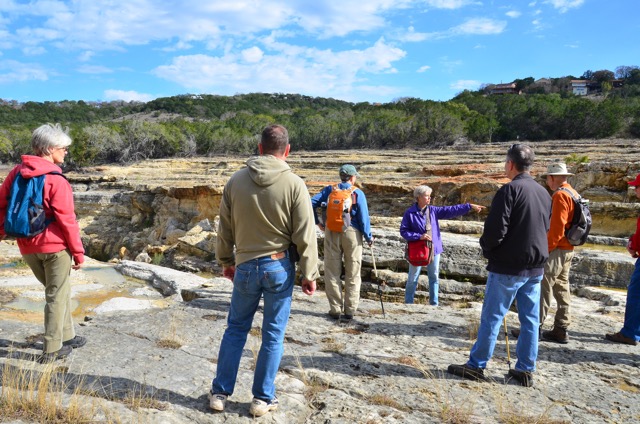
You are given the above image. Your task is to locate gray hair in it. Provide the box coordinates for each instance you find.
[413,185,432,200]
[31,123,72,156]
[506,143,535,172]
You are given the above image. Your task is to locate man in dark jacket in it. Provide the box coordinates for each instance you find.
[448,144,551,388]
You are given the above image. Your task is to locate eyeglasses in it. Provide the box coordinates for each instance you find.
[57,147,69,152]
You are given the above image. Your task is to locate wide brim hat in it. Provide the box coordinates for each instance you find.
[628,173,640,187]
[542,162,574,176]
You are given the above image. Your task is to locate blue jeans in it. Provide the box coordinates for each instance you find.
[468,272,542,373]
[621,258,640,341]
[211,255,294,401]
[405,254,440,305]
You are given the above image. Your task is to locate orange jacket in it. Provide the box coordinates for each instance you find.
[548,182,577,252]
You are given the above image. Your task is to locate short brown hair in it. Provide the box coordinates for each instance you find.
[261,124,289,155]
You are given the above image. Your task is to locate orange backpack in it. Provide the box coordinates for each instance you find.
[325,185,357,233]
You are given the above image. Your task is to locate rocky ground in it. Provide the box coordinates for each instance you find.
[1,242,638,424]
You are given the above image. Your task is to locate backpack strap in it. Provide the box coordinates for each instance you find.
[556,186,579,200]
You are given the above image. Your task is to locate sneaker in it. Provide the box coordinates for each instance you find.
[508,368,534,387]
[37,345,72,363]
[605,331,638,346]
[208,392,227,412]
[542,327,569,344]
[63,335,87,349]
[249,397,279,417]
[447,363,486,381]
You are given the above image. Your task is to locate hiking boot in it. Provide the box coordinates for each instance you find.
[447,363,486,382]
[508,368,534,387]
[542,327,569,344]
[328,312,340,320]
[340,314,354,323]
[249,397,279,417]
[605,332,638,346]
[63,335,87,349]
[37,345,72,363]
[208,392,227,412]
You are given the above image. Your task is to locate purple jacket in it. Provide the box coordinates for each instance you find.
[400,203,472,256]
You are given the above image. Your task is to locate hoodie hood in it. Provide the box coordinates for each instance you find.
[19,155,62,178]
[245,155,291,187]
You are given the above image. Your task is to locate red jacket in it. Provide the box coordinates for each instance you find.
[0,155,84,265]
[629,215,640,255]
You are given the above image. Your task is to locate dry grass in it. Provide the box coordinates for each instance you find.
[0,355,100,423]
[466,318,480,340]
[249,326,262,337]
[155,339,182,349]
[320,336,345,353]
[366,393,407,411]
[156,312,185,349]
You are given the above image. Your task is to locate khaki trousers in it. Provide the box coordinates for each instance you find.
[23,250,75,353]
[540,248,574,330]
[323,226,363,316]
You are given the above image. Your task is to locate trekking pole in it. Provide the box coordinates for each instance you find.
[503,316,511,370]
[369,244,385,318]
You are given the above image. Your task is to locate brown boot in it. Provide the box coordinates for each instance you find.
[542,327,569,344]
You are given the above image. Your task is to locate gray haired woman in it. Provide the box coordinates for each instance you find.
[400,185,484,304]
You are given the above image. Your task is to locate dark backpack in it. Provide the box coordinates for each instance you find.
[557,187,591,246]
[4,171,65,238]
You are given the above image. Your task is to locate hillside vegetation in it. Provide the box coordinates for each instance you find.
[1,66,639,167]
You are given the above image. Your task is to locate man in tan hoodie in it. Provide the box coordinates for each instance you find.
[209,124,319,417]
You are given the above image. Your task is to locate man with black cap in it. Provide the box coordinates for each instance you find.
[311,164,373,322]
[605,172,640,346]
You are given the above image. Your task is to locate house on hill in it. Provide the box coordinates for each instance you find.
[571,80,588,96]
[488,83,520,95]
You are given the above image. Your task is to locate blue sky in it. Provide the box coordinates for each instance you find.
[1,0,638,104]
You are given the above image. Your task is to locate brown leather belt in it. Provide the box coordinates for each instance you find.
[270,251,286,260]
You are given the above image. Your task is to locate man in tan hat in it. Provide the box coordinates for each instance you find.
[538,161,579,343]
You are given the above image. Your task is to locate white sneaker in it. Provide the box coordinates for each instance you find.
[208,392,227,412]
[249,397,279,417]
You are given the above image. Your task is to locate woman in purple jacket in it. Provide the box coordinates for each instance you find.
[400,185,484,305]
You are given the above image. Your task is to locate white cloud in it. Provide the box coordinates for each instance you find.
[506,10,521,18]
[450,79,481,90]
[451,18,507,35]
[78,51,95,62]
[545,0,585,13]
[77,65,113,74]
[396,26,430,42]
[424,0,478,9]
[417,65,431,73]
[0,59,48,83]
[103,89,154,102]
[152,38,406,101]
[241,46,264,63]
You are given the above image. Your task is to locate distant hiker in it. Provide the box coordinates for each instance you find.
[311,164,373,322]
[400,185,484,305]
[0,123,86,363]
[604,173,640,346]
[210,124,319,417]
[448,144,551,387]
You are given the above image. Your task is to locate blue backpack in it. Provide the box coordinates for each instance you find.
[4,171,66,238]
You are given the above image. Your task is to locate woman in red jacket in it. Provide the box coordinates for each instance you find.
[0,123,86,362]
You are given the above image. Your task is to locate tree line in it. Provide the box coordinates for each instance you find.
[1,67,639,166]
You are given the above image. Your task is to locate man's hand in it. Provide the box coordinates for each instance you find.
[301,278,316,295]
[420,233,432,241]
[627,241,638,258]
[222,265,236,281]
[367,237,374,247]
[318,223,325,231]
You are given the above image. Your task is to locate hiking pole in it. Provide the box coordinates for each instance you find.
[503,316,511,370]
[369,244,385,318]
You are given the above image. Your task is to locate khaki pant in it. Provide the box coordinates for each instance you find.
[323,226,363,316]
[540,248,574,330]
[23,250,75,353]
